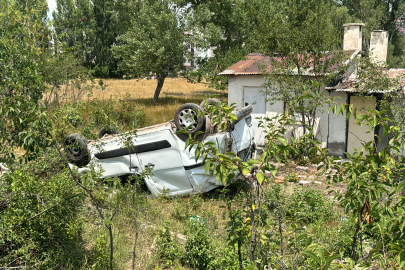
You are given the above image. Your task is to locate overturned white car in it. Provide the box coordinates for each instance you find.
[64,101,254,197]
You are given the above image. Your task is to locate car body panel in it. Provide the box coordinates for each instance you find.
[68,104,254,197]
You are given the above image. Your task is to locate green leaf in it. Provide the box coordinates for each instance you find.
[305,237,313,247]
[383,124,389,137]
[270,166,277,177]
[195,147,200,161]
[397,181,405,193]
[324,254,341,269]
[242,168,250,176]
[204,160,211,173]
[257,172,265,184]
[278,137,287,146]
[193,131,205,138]
[202,152,208,163]
[400,251,405,263]
[302,250,319,262]
[345,203,350,214]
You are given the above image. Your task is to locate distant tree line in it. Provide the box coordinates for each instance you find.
[52,0,405,76]
[3,0,404,103]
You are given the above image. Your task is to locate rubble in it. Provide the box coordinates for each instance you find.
[296,166,309,171]
[0,163,8,178]
[298,180,310,186]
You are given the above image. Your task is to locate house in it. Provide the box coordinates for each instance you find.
[219,23,405,157]
[183,32,216,70]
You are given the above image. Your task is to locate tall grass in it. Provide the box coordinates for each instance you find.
[93,78,223,100]
[91,78,226,126]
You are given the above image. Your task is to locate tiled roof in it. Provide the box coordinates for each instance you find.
[325,69,405,93]
[325,68,405,93]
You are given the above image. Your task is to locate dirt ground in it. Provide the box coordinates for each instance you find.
[267,161,347,200]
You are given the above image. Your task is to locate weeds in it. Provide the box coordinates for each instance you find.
[50,96,148,142]
[184,220,212,269]
[155,223,185,267]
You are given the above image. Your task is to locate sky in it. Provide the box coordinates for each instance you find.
[46,0,57,19]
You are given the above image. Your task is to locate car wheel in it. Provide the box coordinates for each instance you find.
[63,133,90,167]
[174,103,205,134]
[98,125,121,139]
[199,98,221,109]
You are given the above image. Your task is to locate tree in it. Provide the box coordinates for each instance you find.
[112,0,188,103]
[53,0,131,77]
[52,0,96,67]
[340,0,405,67]
[0,0,53,162]
[0,0,96,161]
[184,0,271,88]
[257,0,343,139]
[91,0,120,77]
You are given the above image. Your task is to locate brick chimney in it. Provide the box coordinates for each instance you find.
[343,23,365,51]
[370,30,389,65]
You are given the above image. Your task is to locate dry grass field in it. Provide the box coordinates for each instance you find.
[93,78,227,126]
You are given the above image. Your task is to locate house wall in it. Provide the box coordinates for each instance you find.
[327,91,348,156]
[347,96,377,154]
[228,75,267,108]
[228,75,352,155]
[228,75,284,146]
[227,75,389,158]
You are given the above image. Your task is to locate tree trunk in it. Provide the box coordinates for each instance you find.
[152,76,166,103]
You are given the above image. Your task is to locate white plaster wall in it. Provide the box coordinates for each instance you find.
[228,76,349,154]
[228,75,266,105]
[228,75,283,115]
[266,101,284,118]
[347,96,376,154]
[228,75,267,108]
[327,91,348,156]
[228,76,284,146]
[315,88,330,147]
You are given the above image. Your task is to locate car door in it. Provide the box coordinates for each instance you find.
[134,128,193,196]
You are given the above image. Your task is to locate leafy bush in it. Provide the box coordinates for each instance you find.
[90,235,110,269]
[184,220,213,270]
[286,172,299,183]
[0,169,85,268]
[277,138,324,166]
[51,96,148,141]
[210,246,256,270]
[285,187,335,223]
[155,223,184,267]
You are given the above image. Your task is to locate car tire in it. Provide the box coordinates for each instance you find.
[199,98,221,109]
[63,133,90,167]
[174,103,205,134]
[98,125,121,139]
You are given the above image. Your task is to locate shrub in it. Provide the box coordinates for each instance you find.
[184,220,212,270]
[0,169,85,268]
[286,187,335,223]
[51,96,148,141]
[155,223,184,267]
[90,235,110,269]
[210,246,256,270]
[286,172,299,183]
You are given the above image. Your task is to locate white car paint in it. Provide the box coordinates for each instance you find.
[69,105,254,197]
